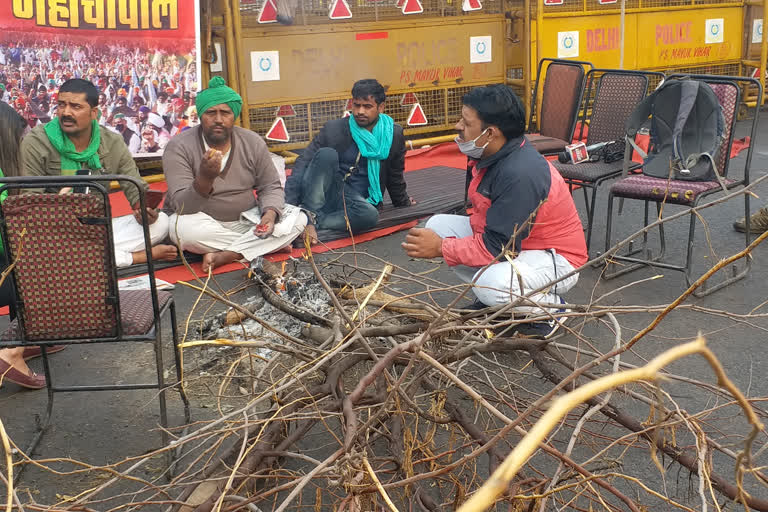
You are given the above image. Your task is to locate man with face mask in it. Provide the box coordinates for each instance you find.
[402,85,587,339]
[163,77,307,273]
[285,79,415,246]
[113,112,141,154]
[20,78,178,267]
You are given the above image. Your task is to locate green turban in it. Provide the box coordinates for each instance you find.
[196,76,243,120]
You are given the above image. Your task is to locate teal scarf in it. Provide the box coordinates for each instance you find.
[348,113,393,205]
[43,119,102,173]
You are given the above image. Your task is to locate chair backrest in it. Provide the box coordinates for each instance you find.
[584,70,654,146]
[664,74,754,180]
[707,82,739,177]
[529,58,591,141]
[1,192,119,341]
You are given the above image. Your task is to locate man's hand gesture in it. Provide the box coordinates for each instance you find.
[200,148,223,180]
[133,205,159,225]
[303,224,319,246]
[401,227,442,259]
[254,209,277,238]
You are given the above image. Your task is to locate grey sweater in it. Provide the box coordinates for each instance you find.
[163,126,284,222]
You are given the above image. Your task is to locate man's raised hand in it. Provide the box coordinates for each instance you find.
[200,148,223,180]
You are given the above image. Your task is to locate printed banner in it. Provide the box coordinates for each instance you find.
[0,0,201,156]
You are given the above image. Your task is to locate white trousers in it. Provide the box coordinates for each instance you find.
[168,211,307,262]
[112,212,171,268]
[426,214,579,312]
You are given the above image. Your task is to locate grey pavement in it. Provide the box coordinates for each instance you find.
[3,113,768,508]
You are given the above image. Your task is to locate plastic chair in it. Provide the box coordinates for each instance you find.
[603,75,761,296]
[0,175,190,477]
[553,69,665,251]
[527,58,592,155]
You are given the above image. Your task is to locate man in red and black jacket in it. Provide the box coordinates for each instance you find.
[402,85,587,338]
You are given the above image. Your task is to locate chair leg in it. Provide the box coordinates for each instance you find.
[692,193,751,297]
[15,350,55,483]
[169,301,190,424]
[603,199,668,280]
[585,184,598,252]
[153,320,169,453]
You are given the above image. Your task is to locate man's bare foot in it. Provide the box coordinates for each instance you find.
[201,250,243,273]
[131,244,179,264]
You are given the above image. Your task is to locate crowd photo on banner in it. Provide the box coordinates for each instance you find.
[0,0,199,156]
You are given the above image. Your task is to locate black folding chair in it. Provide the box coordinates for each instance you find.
[0,175,190,478]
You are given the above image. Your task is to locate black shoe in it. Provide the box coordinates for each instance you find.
[276,14,294,25]
[511,298,568,340]
[463,299,489,311]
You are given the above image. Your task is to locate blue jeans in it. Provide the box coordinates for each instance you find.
[299,147,379,233]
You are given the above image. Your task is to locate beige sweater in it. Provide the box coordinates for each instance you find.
[163,126,284,222]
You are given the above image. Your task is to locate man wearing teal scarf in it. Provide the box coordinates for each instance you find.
[285,79,416,244]
[19,78,178,267]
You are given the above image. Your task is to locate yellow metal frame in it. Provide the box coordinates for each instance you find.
[206,0,761,151]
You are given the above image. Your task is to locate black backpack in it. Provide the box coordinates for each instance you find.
[625,78,726,185]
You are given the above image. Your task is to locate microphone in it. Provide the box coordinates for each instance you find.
[557,140,614,163]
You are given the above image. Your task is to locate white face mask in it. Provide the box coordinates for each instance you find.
[455,128,489,159]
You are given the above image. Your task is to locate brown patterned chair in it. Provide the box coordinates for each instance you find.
[553,69,665,251]
[527,58,592,155]
[0,175,190,475]
[603,75,761,296]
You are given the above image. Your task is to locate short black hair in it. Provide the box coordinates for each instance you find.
[59,78,99,107]
[351,79,386,105]
[462,85,525,140]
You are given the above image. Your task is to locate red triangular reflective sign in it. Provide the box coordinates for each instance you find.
[258,0,277,23]
[276,104,296,117]
[401,92,418,106]
[401,0,423,14]
[406,103,428,126]
[329,0,352,19]
[462,0,482,10]
[342,110,351,118]
[266,117,290,142]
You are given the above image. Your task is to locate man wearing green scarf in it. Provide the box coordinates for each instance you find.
[285,79,416,245]
[20,78,178,267]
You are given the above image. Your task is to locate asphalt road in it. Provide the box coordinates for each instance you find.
[4,114,768,508]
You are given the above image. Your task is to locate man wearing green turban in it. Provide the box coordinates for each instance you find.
[163,77,307,273]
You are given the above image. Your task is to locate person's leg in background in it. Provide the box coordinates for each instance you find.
[296,148,343,218]
[315,186,379,233]
[112,212,177,267]
[0,272,56,389]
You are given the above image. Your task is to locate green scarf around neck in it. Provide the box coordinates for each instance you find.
[44,119,102,173]
[348,113,393,205]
